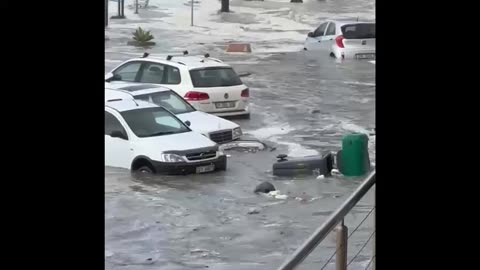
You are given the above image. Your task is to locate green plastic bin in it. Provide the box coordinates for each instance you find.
[338,133,370,176]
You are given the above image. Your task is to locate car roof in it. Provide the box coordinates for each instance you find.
[126,55,231,70]
[105,97,159,112]
[110,83,172,95]
[106,87,169,97]
[328,20,375,26]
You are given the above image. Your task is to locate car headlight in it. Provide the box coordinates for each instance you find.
[233,127,242,138]
[158,153,184,163]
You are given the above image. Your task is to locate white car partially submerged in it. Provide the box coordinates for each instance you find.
[105,52,250,118]
[105,83,243,144]
[304,20,375,60]
[105,98,227,175]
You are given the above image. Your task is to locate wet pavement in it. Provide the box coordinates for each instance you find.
[105,0,375,269]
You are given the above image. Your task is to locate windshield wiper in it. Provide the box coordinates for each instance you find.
[149,131,177,136]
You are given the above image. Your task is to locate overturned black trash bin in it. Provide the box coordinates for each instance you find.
[272,152,334,177]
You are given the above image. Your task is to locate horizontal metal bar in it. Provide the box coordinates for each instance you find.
[276,170,376,270]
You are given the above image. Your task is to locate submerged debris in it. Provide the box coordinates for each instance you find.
[254,181,276,193]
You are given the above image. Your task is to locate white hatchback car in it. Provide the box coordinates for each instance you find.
[105,98,227,174]
[105,52,250,118]
[304,20,375,60]
[105,83,243,144]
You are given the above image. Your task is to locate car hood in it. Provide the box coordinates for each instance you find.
[176,111,239,135]
[134,131,217,160]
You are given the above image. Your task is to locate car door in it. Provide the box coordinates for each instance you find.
[305,22,329,51]
[110,61,143,82]
[105,111,133,170]
[323,22,337,49]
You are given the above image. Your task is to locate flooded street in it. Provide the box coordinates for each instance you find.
[105,0,375,269]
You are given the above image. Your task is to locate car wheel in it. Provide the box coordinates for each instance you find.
[329,52,335,58]
[217,160,227,171]
[137,165,154,174]
[240,113,251,120]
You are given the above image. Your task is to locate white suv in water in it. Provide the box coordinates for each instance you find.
[105,52,250,118]
[105,83,243,144]
[304,20,375,60]
[105,98,227,174]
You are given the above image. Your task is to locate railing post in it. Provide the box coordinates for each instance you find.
[372,190,376,270]
[105,0,108,27]
[275,171,375,270]
[336,220,348,270]
[191,0,194,26]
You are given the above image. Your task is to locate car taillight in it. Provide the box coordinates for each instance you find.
[241,88,249,97]
[335,35,345,48]
[184,91,209,101]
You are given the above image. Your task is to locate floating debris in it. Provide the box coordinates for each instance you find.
[268,190,288,200]
[331,169,341,176]
[220,140,267,152]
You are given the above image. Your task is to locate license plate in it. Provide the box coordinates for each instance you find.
[196,164,215,173]
[215,101,235,109]
[356,54,375,60]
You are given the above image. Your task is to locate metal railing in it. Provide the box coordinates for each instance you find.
[277,170,376,270]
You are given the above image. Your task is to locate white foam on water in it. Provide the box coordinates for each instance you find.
[344,81,376,87]
[247,124,294,140]
[272,138,319,157]
[350,97,372,104]
[246,122,318,157]
[339,121,370,134]
[253,44,305,54]
[226,60,261,64]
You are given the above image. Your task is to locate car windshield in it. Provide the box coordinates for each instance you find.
[121,107,190,138]
[190,67,243,87]
[135,91,196,115]
[341,23,375,39]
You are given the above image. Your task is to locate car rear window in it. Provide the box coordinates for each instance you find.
[341,23,375,39]
[135,91,195,115]
[189,67,243,87]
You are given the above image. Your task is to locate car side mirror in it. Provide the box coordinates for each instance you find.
[110,130,127,140]
[307,32,314,37]
[106,74,122,82]
[185,120,191,127]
